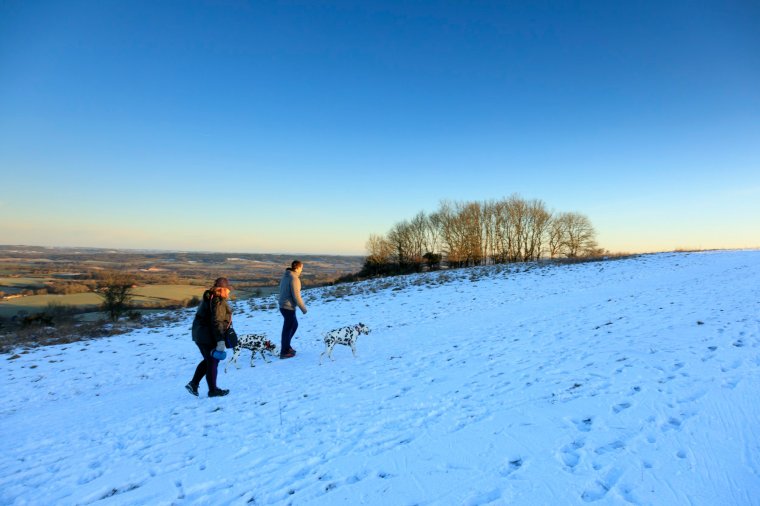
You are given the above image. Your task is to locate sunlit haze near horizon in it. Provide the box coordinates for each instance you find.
[1,1,758,255]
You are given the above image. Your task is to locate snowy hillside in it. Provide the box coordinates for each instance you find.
[2,250,760,505]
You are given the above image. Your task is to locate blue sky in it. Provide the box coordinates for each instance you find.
[1,1,758,255]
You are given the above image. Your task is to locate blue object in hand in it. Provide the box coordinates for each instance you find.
[212,349,227,360]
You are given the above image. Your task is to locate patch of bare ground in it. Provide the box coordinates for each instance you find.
[0,315,171,354]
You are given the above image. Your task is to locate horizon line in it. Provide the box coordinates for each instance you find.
[0,244,366,258]
[2,243,759,259]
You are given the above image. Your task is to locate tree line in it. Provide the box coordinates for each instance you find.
[362,195,602,276]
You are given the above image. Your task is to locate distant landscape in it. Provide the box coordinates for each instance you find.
[0,245,364,320]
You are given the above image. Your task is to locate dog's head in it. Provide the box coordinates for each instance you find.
[355,323,371,335]
[263,340,277,352]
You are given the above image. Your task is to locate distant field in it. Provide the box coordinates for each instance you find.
[0,293,102,317]
[0,284,276,318]
[0,277,51,288]
[0,246,362,319]
[243,286,279,298]
[131,284,204,303]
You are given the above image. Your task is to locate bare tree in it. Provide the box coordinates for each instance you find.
[408,212,429,267]
[459,201,484,266]
[98,272,134,322]
[547,215,567,258]
[491,199,512,264]
[481,200,497,265]
[558,212,598,257]
[425,211,443,259]
[366,234,393,264]
[436,201,483,267]
[524,199,551,261]
[363,233,394,275]
[388,220,422,271]
[438,201,466,267]
[506,195,527,262]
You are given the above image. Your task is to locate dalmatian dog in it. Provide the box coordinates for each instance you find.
[319,323,371,364]
[225,333,277,372]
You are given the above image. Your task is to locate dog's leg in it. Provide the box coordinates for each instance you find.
[328,344,336,361]
[226,347,239,373]
[350,342,357,357]
[250,349,256,368]
[320,345,333,364]
[262,350,271,363]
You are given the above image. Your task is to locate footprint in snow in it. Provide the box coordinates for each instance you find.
[498,457,524,477]
[722,377,740,389]
[581,466,623,502]
[677,389,707,403]
[98,483,142,501]
[559,440,584,470]
[721,359,742,372]
[572,417,593,432]
[594,440,626,455]
[661,417,682,432]
[77,467,104,485]
[463,488,502,504]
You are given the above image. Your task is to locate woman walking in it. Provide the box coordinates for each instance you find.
[278,260,308,359]
[186,277,232,397]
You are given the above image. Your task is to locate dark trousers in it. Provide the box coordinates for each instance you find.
[280,308,298,353]
[191,343,219,391]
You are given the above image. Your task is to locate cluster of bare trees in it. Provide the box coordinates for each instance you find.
[363,195,601,275]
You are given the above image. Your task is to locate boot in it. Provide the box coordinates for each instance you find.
[185,382,199,397]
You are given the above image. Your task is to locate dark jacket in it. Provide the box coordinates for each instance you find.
[192,290,232,346]
[278,269,307,313]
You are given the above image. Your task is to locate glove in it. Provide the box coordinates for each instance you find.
[302,307,308,315]
[212,341,226,360]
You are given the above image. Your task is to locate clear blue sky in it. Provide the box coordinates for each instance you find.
[2,1,758,255]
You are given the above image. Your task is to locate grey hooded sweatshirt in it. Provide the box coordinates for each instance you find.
[278,269,307,313]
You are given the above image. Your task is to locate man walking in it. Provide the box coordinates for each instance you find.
[278,260,308,359]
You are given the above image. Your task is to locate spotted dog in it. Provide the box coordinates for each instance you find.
[225,333,277,372]
[319,323,371,364]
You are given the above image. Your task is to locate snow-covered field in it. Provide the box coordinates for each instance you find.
[2,250,759,505]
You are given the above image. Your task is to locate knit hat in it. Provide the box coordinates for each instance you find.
[213,277,232,289]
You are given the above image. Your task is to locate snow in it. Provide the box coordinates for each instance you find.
[2,250,760,505]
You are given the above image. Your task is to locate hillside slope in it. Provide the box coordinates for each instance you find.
[2,251,759,505]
